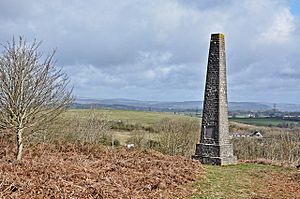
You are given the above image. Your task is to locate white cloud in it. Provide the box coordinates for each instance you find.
[259,8,295,44]
[144,70,156,80]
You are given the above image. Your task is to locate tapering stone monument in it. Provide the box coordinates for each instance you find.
[193,33,237,165]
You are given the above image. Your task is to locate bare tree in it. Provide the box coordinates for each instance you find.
[0,37,72,160]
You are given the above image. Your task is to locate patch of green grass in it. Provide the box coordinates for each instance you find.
[111,130,160,145]
[230,117,299,127]
[190,163,293,199]
[111,131,131,145]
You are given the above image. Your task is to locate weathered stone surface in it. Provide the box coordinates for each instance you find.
[193,33,237,165]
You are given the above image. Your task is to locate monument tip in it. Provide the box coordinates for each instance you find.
[210,33,225,41]
[211,33,224,36]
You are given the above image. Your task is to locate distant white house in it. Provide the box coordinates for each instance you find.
[232,131,263,138]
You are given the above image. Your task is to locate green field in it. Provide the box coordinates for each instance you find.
[65,109,194,126]
[230,117,299,127]
[65,110,300,128]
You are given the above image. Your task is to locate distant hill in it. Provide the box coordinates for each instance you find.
[72,98,300,112]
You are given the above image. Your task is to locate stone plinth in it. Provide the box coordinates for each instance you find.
[193,33,237,165]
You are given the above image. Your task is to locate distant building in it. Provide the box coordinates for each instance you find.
[232,130,263,138]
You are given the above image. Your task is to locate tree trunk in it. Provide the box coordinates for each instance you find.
[16,129,24,160]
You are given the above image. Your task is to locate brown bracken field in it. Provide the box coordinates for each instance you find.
[0,142,204,199]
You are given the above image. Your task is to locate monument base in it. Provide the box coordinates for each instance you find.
[193,143,237,165]
[192,155,237,165]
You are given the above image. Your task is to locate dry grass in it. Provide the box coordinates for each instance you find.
[191,163,300,199]
[0,142,204,199]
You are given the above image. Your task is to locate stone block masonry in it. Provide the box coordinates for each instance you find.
[193,33,237,165]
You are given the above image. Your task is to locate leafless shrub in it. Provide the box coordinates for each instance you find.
[126,130,147,148]
[233,131,300,166]
[154,118,200,157]
[0,37,72,160]
[76,111,111,144]
[33,111,111,145]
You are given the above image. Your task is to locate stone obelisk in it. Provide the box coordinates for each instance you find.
[193,33,237,165]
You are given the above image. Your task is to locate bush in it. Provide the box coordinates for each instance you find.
[154,118,200,157]
[146,139,160,149]
[233,132,300,166]
[126,130,147,148]
[29,111,111,145]
[113,139,121,147]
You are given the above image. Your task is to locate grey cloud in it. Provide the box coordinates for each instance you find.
[0,0,299,103]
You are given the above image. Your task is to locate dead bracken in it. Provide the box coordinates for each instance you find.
[0,143,204,199]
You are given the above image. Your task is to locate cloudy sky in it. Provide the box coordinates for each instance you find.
[0,0,299,103]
